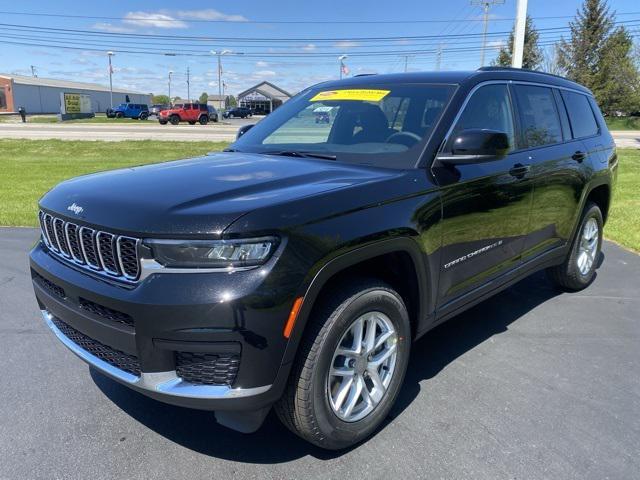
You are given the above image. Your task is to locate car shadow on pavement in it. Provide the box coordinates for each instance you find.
[91,268,574,462]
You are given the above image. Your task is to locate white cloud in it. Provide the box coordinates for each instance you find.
[123,11,187,29]
[255,70,276,77]
[255,61,269,68]
[176,9,247,22]
[334,40,360,48]
[302,44,316,51]
[92,22,136,33]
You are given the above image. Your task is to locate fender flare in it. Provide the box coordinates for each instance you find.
[280,236,430,365]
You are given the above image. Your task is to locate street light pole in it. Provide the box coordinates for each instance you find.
[107,51,114,109]
[512,0,529,68]
[168,70,173,105]
[338,55,348,79]
[186,66,190,101]
[211,50,234,110]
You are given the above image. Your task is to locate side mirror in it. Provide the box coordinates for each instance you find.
[436,129,510,165]
[236,124,255,140]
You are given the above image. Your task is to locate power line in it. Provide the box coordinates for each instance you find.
[0,9,639,24]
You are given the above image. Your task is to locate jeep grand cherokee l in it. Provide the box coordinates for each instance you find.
[31,68,616,450]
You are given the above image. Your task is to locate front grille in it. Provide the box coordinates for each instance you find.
[176,352,240,386]
[79,297,134,327]
[38,211,141,283]
[51,317,141,375]
[32,270,66,299]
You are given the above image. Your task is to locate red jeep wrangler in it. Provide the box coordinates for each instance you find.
[158,103,211,125]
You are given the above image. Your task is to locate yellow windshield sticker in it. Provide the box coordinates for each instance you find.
[310,89,390,102]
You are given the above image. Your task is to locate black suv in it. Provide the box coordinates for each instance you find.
[30,68,616,450]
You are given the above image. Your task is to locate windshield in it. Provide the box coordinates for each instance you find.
[232,83,455,167]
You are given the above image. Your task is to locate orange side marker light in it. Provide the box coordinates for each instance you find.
[283,297,304,338]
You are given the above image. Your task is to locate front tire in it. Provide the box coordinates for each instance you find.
[547,201,603,291]
[169,115,180,125]
[275,279,411,450]
[115,112,123,119]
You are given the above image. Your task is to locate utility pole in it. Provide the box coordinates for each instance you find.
[471,0,504,67]
[30,65,37,77]
[402,55,414,73]
[512,0,528,68]
[186,66,190,101]
[436,44,443,71]
[107,51,114,109]
[168,70,173,105]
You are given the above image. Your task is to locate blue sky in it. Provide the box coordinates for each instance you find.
[0,0,637,99]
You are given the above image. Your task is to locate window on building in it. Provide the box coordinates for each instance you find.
[0,87,7,110]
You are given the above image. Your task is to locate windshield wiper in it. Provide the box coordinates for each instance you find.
[264,150,337,161]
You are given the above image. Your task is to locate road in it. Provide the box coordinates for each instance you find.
[0,118,256,142]
[1,228,638,479]
[0,121,638,147]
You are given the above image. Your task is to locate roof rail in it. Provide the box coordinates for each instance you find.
[354,73,377,77]
[476,66,569,82]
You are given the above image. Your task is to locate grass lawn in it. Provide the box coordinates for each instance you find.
[605,117,640,131]
[0,139,228,226]
[604,148,639,252]
[0,140,637,252]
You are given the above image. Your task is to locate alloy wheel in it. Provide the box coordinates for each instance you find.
[327,311,398,422]
[577,217,599,275]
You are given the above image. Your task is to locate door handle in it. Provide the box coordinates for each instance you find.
[572,151,587,162]
[509,163,530,178]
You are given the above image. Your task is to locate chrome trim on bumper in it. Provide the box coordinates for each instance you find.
[41,310,271,400]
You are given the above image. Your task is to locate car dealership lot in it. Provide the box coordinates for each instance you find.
[1,227,638,480]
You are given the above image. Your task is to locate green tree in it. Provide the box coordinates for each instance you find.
[226,95,237,108]
[592,27,640,115]
[151,94,170,104]
[494,15,543,70]
[198,92,209,104]
[557,0,640,114]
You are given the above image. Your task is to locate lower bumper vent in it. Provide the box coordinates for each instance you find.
[32,271,66,299]
[51,317,141,376]
[176,352,240,386]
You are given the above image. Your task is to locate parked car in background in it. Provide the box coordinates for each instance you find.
[106,103,149,120]
[223,107,252,119]
[149,104,169,117]
[158,103,212,125]
[207,105,219,123]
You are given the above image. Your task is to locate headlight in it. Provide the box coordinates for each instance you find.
[144,237,277,268]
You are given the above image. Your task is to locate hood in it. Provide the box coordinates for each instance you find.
[40,152,400,236]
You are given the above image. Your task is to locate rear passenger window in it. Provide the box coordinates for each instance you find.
[513,85,563,148]
[561,91,599,138]
[449,84,515,152]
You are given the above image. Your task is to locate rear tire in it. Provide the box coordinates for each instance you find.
[275,278,411,450]
[199,116,209,125]
[169,115,180,125]
[159,120,167,125]
[115,112,123,119]
[547,201,603,291]
[139,113,148,120]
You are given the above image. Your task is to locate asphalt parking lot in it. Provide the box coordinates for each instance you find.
[1,228,638,479]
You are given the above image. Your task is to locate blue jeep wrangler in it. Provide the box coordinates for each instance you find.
[106,103,149,120]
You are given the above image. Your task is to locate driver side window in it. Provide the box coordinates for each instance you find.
[448,84,515,153]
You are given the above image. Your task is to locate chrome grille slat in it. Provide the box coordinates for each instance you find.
[38,211,141,283]
[53,218,71,257]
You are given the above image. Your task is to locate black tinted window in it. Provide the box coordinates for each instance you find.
[513,85,563,148]
[450,84,515,151]
[561,91,599,138]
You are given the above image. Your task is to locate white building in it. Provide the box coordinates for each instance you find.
[0,74,151,114]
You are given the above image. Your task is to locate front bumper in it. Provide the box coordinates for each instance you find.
[30,241,299,412]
